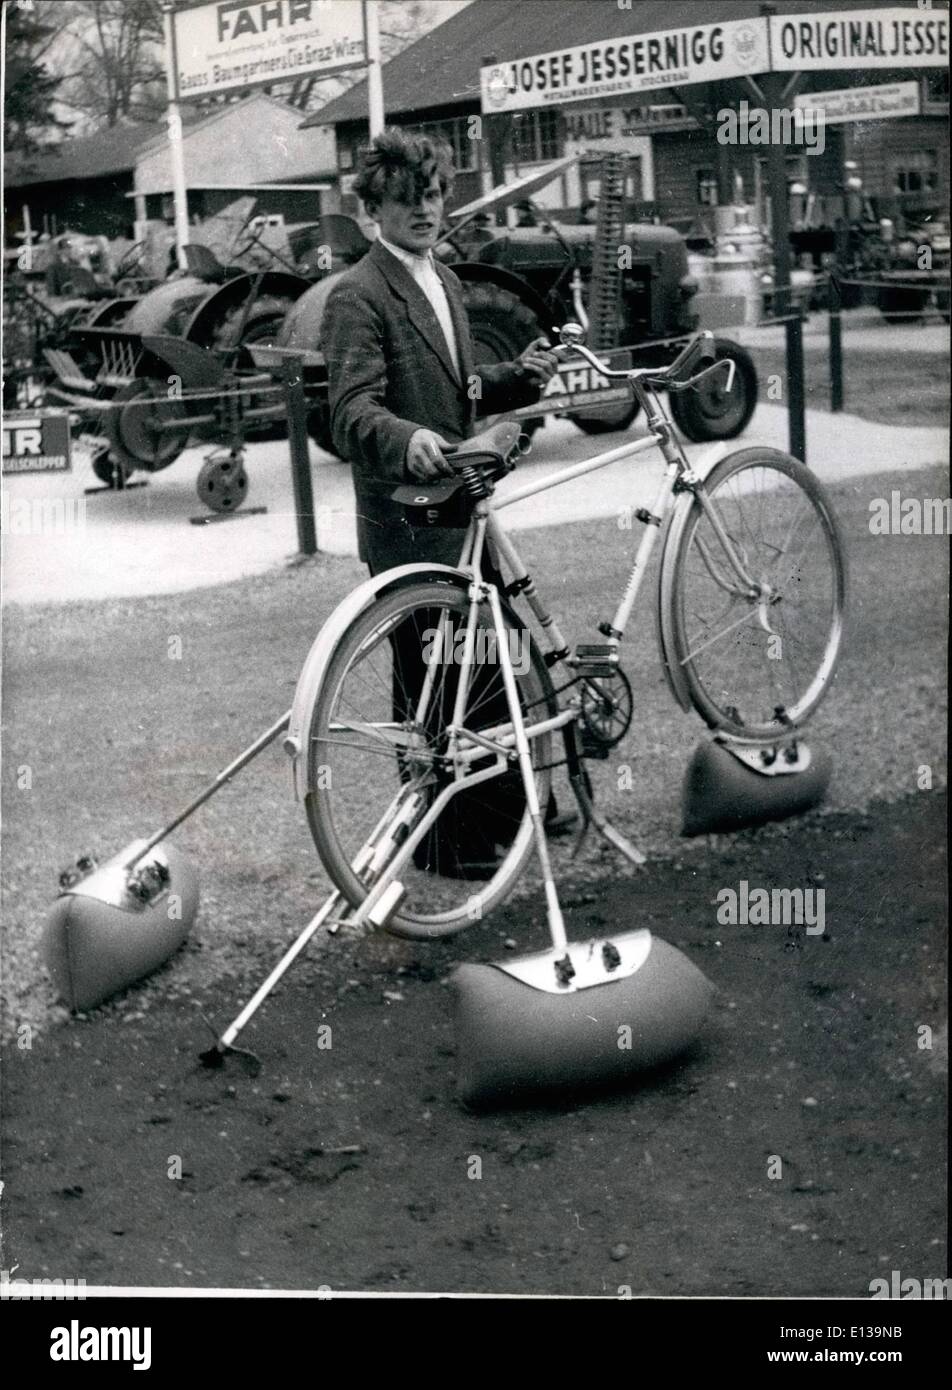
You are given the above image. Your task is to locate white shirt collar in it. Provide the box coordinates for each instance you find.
[377,234,435,275]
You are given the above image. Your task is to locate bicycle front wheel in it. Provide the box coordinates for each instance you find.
[666,448,846,741]
[304,579,554,939]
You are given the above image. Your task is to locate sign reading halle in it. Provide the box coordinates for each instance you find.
[173,0,366,100]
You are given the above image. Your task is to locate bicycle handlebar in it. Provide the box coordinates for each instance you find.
[550,326,735,394]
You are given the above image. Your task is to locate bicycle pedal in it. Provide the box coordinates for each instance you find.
[579,729,612,759]
[573,644,619,678]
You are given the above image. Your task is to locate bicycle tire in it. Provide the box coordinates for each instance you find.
[666,448,846,740]
[304,579,554,939]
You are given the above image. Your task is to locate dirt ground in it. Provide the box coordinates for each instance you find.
[3,790,946,1297]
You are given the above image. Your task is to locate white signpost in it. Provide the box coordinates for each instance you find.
[480,7,950,113]
[794,79,921,125]
[480,18,771,113]
[172,0,366,99]
[163,0,380,267]
[770,6,949,71]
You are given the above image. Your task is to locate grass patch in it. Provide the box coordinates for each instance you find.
[754,345,949,427]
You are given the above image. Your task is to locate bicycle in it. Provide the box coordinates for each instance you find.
[284,325,846,956]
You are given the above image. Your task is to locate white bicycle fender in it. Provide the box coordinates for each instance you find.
[285,563,471,800]
[656,441,730,712]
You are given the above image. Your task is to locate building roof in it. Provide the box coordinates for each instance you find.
[5,121,172,188]
[134,93,320,157]
[7,96,329,191]
[302,0,913,128]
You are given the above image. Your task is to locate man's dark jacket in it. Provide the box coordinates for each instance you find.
[323,240,542,573]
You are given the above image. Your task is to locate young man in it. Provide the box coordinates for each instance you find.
[323,127,556,575]
[322,129,571,871]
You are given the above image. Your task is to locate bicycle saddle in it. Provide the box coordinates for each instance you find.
[390,421,524,523]
[444,419,523,471]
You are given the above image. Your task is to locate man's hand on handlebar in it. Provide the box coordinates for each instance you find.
[406,428,456,481]
[515,336,559,385]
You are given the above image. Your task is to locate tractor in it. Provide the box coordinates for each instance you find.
[268,151,758,456]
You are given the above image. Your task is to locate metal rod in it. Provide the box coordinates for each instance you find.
[485,584,568,956]
[282,360,318,556]
[493,431,658,510]
[830,218,848,414]
[829,291,843,414]
[124,711,291,870]
[161,3,190,271]
[786,307,806,463]
[364,0,384,137]
[218,890,344,1050]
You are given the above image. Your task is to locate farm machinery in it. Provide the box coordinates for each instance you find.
[32,156,758,512]
[31,202,337,497]
[259,153,757,468]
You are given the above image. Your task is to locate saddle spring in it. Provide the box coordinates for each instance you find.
[459,462,491,500]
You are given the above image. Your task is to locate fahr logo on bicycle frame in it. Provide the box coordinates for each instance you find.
[537,349,634,412]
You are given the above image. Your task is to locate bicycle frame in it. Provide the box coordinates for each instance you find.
[369,387,744,883]
[288,336,830,925]
[449,379,753,689]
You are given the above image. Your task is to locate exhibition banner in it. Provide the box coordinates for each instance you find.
[480,17,770,113]
[172,0,366,100]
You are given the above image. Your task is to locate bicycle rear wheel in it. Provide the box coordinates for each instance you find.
[304,579,554,939]
[666,448,846,741]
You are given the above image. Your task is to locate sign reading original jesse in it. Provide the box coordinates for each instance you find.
[481,18,770,113]
[173,0,365,99]
[771,6,948,70]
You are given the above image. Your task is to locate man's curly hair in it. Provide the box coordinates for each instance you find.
[352,127,455,209]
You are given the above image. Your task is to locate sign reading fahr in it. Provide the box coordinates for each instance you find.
[2,413,72,474]
[173,0,365,99]
[215,0,329,44]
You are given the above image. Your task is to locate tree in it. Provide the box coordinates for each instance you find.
[2,1,72,158]
[38,0,167,129]
[279,1,453,113]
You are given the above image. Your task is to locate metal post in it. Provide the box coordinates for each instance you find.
[281,360,318,556]
[22,203,33,269]
[829,216,849,413]
[162,3,190,271]
[786,306,806,462]
[828,276,843,415]
[364,0,384,137]
[713,82,734,206]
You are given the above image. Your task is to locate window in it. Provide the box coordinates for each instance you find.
[892,151,939,196]
[410,117,477,173]
[922,70,949,113]
[583,158,644,206]
[696,168,717,206]
[512,109,564,165]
